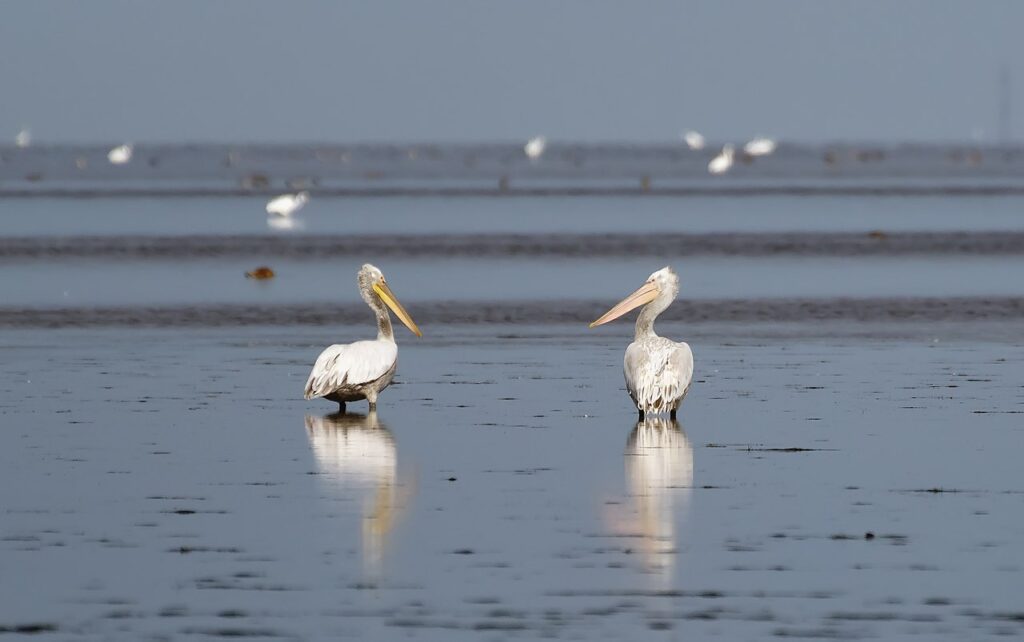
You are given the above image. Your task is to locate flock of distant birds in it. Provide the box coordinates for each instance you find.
[521,131,777,175]
[6,126,765,418]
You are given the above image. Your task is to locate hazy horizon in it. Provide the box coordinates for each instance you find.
[3,1,1022,144]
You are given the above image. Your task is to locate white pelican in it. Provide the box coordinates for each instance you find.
[304,264,422,411]
[707,144,734,174]
[107,143,133,165]
[266,191,309,217]
[743,136,776,156]
[589,266,693,418]
[14,128,31,148]
[682,130,705,150]
[524,136,546,160]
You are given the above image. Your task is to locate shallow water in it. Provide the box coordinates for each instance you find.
[1,324,1023,640]
[1,187,1023,639]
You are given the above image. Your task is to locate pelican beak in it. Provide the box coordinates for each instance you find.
[373,281,423,337]
[589,281,660,328]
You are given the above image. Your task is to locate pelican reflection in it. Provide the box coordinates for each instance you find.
[624,417,693,581]
[304,411,408,575]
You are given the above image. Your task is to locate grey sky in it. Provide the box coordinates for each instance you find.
[1,1,1020,143]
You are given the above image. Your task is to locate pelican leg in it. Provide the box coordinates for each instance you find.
[670,408,677,420]
[368,401,377,411]
[337,401,346,414]
[638,408,645,420]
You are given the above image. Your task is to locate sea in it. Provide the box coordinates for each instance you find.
[1,142,1022,640]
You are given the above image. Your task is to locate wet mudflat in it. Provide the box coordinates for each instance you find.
[1,321,1022,640]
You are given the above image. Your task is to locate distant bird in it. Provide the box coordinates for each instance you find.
[682,130,705,150]
[305,264,422,412]
[707,144,734,175]
[266,191,309,217]
[589,266,694,418]
[524,136,546,160]
[107,144,133,165]
[743,136,776,157]
[14,128,31,148]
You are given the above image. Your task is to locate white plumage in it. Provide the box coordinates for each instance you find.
[743,136,777,156]
[625,337,694,415]
[682,130,705,150]
[590,266,694,417]
[107,144,133,165]
[14,128,31,148]
[708,144,734,175]
[266,191,309,217]
[305,340,398,401]
[304,264,421,411]
[524,136,546,160]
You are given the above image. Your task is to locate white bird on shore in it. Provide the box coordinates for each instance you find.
[266,191,309,217]
[305,264,422,412]
[107,144,133,165]
[524,136,546,160]
[743,136,776,157]
[589,266,694,418]
[14,128,31,148]
[682,130,705,150]
[708,144,734,175]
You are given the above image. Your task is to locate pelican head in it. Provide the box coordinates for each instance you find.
[589,266,679,328]
[358,264,422,337]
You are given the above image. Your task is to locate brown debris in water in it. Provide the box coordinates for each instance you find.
[245,266,275,280]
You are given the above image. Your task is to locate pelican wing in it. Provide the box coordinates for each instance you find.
[624,339,694,413]
[304,340,398,400]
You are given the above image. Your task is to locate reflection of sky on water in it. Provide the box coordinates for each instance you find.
[305,411,409,577]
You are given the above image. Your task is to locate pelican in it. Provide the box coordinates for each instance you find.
[682,130,705,150]
[107,143,133,165]
[524,136,546,160]
[589,266,693,418]
[743,136,776,156]
[14,128,31,148]
[304,264,422,411]
[707,144,734,174]
[266,191,309,217]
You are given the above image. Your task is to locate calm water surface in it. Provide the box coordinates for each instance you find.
[1,324,1022,640]
[0,189,1022,639]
